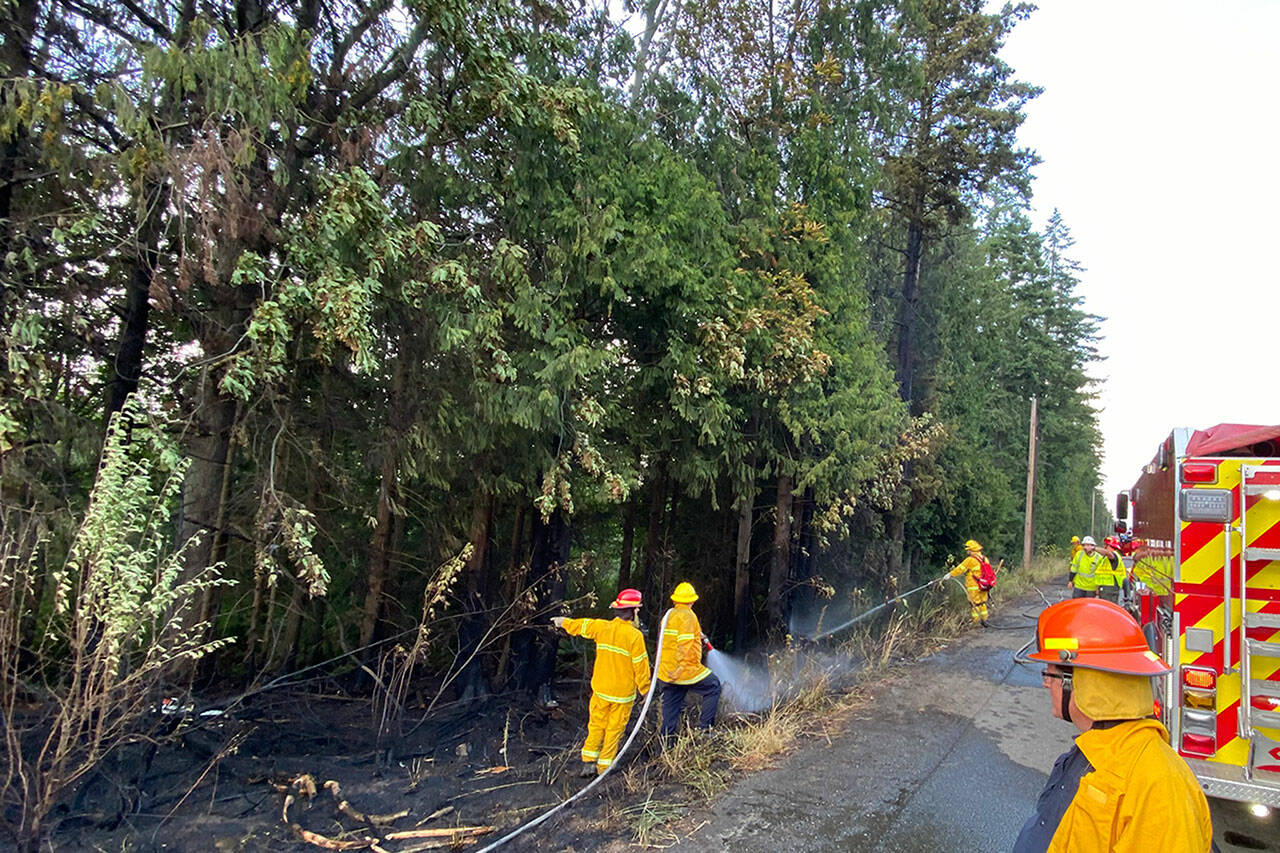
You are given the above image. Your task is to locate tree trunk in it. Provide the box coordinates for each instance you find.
[618,497,637,589]
[490,503,527,691]
[629,0,677,106]
[269,577,306,673]
[767,472,794,633]
[194,403,241,683]
[0,0,35,266]
[174,369,238,651]
[640,457,667,631]
[516,508,569,704]
[359,355,406,649]
[895,216,925,408]
[456,491,494,702]
[104,180,169,426]
[790,486,817,623]
[733,481,754,651]
[659,484,677,605]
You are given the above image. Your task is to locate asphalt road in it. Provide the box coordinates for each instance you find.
[676,587,1279,852]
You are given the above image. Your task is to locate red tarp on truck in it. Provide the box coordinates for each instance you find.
[1184,423,1280,457]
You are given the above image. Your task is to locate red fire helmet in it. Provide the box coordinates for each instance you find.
[610,588,642,609]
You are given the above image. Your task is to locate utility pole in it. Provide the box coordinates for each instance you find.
[1090,489,1096,541]
[1023,396,1038,570]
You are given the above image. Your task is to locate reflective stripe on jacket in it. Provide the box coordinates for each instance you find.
[657,604,709,685]
[1045,719,1212,853]
[563,616,651,703]
[1070,550,1107,591]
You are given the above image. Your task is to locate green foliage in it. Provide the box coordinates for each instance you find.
[0,0,1105,729]
[47,397,230,663]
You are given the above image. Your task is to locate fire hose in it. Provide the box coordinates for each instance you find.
[475,608,673,852]
[806,576,949,642]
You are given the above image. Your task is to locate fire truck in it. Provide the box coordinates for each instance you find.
[1117,423,1280,807]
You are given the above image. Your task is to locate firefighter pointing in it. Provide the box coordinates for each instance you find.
[1013,598,1212,852]
[551,588,651,777]
[944,539,997,627]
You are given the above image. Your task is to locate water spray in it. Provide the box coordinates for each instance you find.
[805,576,945,642]
[705,645,775,713]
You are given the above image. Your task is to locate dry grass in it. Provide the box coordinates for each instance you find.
[654,730,730,800]
[614,794,686,847]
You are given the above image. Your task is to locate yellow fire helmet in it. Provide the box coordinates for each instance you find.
[671,581,698,604]
[964,539,983,552]
[1071,535,1081,543]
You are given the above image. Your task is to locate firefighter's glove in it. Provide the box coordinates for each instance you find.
[551,616,566,629]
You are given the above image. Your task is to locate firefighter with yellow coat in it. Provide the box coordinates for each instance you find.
[657,582,722,737]
[551,588,651,776]
[945,539,992,627]
[1013,598,1212,852]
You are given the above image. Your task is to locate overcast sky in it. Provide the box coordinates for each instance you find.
[998,0,1280,503]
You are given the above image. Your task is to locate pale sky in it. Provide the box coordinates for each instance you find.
[999,0,1280,503]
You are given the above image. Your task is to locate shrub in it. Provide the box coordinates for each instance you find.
[0,399,230,851]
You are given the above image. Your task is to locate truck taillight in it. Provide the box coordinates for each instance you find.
[1182,668,1216,690]
[1180,707,1216,756]
[1181,462,1218,484]
[1181,732,1216,755]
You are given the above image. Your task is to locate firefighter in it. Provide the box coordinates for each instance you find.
[551,588,651,776]
[1068,535,1106,599]
[944,539,991,627]
[1099,536,1127,605]
[657,582,722,737]
[1069,535,1082,560]
[1013,598,1212,852]
[1091,536,1122,603]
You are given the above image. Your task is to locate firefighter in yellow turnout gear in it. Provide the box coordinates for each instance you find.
[945,539,991,626]
[552,588,651,777]
[657,582,722,737]
[1014,598,1212,852]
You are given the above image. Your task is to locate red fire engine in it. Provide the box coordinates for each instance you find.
[1118,423,1280,807]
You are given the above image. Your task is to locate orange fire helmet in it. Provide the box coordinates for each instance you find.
[1025,598,1169,676]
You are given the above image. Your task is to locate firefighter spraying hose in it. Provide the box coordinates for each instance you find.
[475,608,672,852]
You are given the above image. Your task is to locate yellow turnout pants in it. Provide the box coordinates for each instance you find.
[965,585,989,623]
[581,693,635,773]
